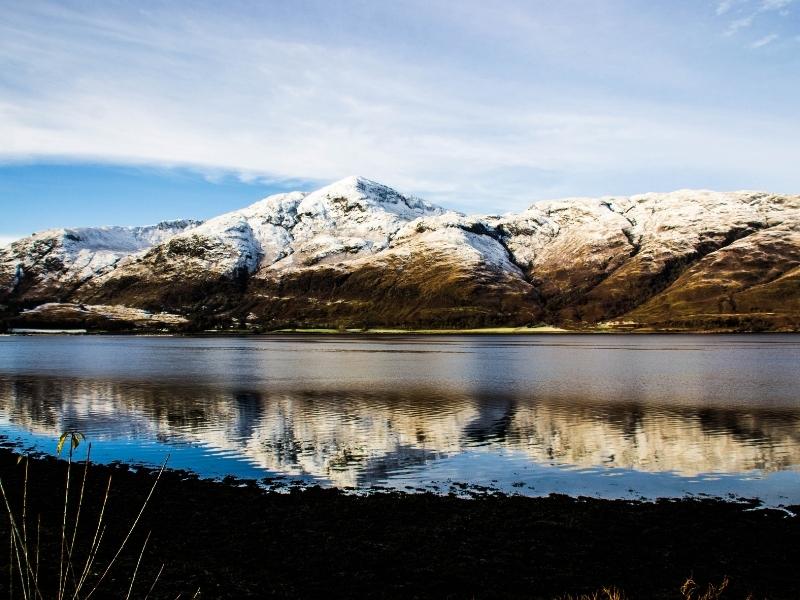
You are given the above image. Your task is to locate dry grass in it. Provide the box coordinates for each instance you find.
[558,586,627,600]
[1,435,169,599]
[680,576,740,600]
[558,576,747,600]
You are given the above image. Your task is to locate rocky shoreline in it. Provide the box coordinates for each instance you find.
[0,446,798,599]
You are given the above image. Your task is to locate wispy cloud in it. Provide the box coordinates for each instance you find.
[750,32,781,46]
[760,0,792,10]
[1,1,799,209]
[725,15,755,34]
[717,0,735,15]
[720,0,795,39]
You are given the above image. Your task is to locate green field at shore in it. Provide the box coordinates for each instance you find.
[272,325,574,334]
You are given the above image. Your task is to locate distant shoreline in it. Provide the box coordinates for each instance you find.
[5,326,799,336]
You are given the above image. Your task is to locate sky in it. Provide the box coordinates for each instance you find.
[1,0,799,245]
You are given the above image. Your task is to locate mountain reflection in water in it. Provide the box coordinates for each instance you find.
[1,335,799,502]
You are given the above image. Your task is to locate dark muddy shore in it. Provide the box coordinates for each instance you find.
[0,447,798,599]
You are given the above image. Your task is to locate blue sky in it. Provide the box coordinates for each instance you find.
[1,0,799,245]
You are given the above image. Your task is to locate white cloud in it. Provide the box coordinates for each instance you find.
[751,32,781,46]
[1,2,799,209]
[722,0,794,38]
[760,0,792,11]
[716,0,735,15]
[725,15,755,34]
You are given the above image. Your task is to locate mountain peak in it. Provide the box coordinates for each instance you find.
[315,175,401,201]
[298,176,444,219]
[334,174,375,186]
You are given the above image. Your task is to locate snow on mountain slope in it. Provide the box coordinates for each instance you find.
[390,212,522,274]
[79,177,447,307]
[247,209,541,330]
[148,190,308,277]
[0,220,201,303]
[494,190,800,322]
[3,177,799,331]
[272,175,445,269]
[623,218,800,328]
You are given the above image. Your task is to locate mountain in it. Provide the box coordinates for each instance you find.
[0,220,201,304]
[1,176,798,332]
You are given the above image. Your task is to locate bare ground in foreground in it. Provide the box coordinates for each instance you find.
[0,446,797,599]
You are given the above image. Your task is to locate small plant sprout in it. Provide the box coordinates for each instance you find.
[56,432,85,458]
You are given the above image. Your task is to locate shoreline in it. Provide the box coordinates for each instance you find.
[5,326,800,336]
[1,446,798,598]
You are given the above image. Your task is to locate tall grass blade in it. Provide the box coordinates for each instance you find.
[21,457,30,596]
[57,446,72,600]
[73,475,112,598]
[125,530,151,600]
[34,515,41,591]
[84,455,169,600]
[0,479,42,600]
[144,563,165,600]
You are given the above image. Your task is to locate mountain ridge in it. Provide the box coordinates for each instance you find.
[2,177,798,332]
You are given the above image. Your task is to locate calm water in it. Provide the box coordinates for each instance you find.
[1,334,799,504]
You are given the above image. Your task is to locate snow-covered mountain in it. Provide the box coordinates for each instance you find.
[81,176,444,287]
[0,220,201,305]
[2,177,798,331]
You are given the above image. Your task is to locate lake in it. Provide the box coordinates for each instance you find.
[1,334,798,504]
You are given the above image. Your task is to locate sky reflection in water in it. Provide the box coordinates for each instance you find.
[0,334,799,504]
